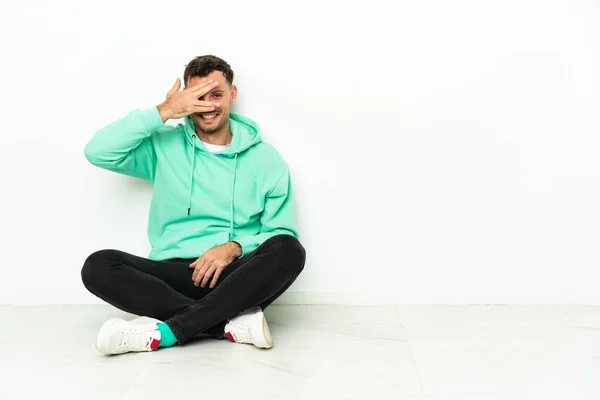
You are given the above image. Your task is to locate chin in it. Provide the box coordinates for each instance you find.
[201,127,219,134]
[197,115,228,134]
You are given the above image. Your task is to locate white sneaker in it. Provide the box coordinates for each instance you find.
[95,317,162,355]
[224,307,273,349]
[130,316,163,325]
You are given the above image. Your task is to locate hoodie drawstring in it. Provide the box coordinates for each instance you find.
[187,134,196,216]
[229,154,238,241]
[187,134,239,242]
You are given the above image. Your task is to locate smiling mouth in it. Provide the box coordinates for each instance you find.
[199,113,218,121]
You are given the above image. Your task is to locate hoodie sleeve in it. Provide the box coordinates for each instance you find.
[233,167,299,257]
[84,107,164,182]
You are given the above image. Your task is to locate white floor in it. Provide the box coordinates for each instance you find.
[1,305,599,400]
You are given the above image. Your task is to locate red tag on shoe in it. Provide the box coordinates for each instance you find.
[150,338,160,350]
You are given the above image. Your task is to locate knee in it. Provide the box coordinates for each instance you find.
[268,234,306,273]
[81,249,117,291]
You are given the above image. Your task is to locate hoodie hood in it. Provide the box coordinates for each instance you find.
[182,113,263,241]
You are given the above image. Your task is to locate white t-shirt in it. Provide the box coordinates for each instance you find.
[202,141,231,153]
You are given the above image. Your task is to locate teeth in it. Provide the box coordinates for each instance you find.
[202,114,217,119]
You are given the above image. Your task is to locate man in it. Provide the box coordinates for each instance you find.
[81,55,305,355]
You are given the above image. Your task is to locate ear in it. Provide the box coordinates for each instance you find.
[230,85,238,105]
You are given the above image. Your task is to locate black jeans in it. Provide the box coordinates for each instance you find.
[81,234,306,344]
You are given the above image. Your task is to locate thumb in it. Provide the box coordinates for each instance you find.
[168,78,181,95]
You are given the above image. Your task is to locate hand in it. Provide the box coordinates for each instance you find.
[189,242,242,288]
[157,78,219,122]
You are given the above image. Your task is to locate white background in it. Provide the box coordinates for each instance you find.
[0,0,598,305]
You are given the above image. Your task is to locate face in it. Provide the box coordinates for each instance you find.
[187,70,237,134]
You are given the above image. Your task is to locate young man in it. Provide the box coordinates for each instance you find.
[81,55,305,355]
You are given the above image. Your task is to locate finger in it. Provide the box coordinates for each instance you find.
[186,79,209,92]
[209,268,223,289]
[201,266,215,288]
[193,105,217,113]
[194,259,210,286]
[194,100,219,108]
[195,265,210,287]
[190,256,202,268]
[190,78,217,90]
[192,80,219,96]
[193,266,205,286]
[168,78,181,95]
[192,258,205,281]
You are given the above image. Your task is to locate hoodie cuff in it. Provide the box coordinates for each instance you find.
[232,237,257,258]
[139,107,165,133]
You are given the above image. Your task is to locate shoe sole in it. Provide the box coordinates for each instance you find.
[250,310,273,349]
[96,318,124,355]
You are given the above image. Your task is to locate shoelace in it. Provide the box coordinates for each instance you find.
[119,330,153,351]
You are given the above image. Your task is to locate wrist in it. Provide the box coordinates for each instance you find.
[229,241,243,258]
[157,103,172,122]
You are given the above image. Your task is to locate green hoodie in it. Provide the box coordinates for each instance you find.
[84,107,299,261]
